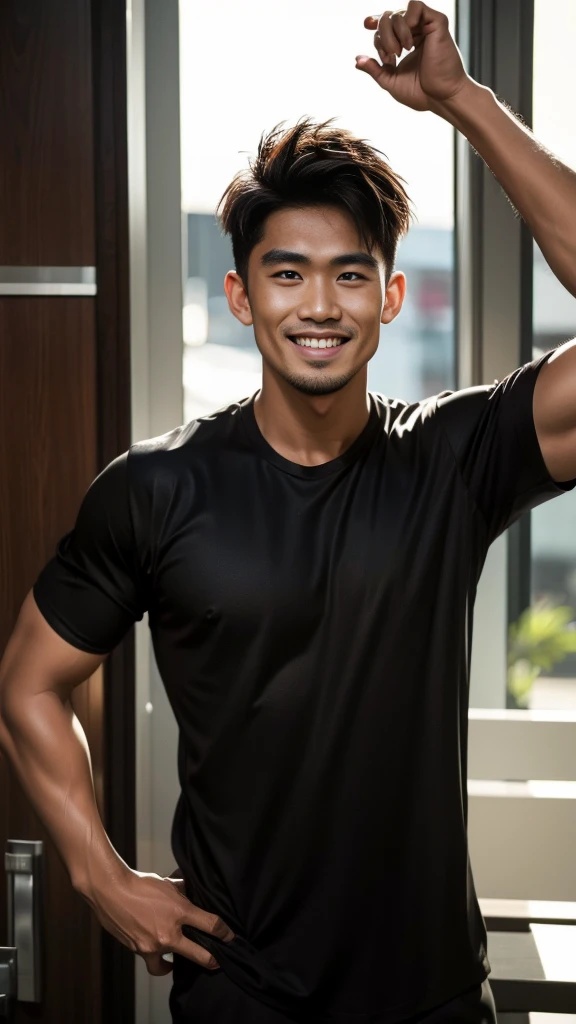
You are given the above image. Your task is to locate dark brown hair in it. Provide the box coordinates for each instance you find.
[217,117,416,289]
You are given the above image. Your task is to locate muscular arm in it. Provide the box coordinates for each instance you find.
[0,589,233,976]
[358,3,576,475]
[360,4,576,298]
[433,79,576,299]
[0,589,126,896]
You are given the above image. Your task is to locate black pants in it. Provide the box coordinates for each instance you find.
[170,961,497,1024]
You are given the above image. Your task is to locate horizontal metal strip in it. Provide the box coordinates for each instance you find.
[468,779,576,798]
[0,267,96,295]
[0,283,97,296]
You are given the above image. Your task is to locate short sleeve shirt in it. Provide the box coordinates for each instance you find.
[33,350,576,1023]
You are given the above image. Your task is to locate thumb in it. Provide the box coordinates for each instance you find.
[355,54,396,90]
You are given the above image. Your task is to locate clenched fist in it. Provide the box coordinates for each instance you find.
[356,1,471,112]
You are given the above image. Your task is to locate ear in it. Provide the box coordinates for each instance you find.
[224,270,253,326]
[381,271,406,326]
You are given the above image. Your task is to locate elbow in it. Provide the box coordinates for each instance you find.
[0,675,35,754]
[0,681,20,752]
[0,698,15,760]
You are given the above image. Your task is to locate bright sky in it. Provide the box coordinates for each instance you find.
[533,0,576,168]
[179,0,456,228]
[179,0,576,226]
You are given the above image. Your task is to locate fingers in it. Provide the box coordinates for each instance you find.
[183,906,235,943]
[374,31,397,66]
[144,951,174,977]
[381,13,406,57]
[364,3,428,57]
[171,933,222,971]
[132,879,235,973]
[355,55,396,89]
[165,880,235,944]
[391,12,415,52]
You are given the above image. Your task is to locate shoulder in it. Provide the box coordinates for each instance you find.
[128,396,251,475]
[369,389,453,437]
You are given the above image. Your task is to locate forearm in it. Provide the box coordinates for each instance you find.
[0,686,129,897]
[432,77,576,297]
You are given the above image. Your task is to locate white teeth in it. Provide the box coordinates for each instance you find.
[293,337,343,348]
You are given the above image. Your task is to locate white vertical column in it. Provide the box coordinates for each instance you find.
[127,0,183,1019]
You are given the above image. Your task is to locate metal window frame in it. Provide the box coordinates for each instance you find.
[126,1,184,1022]
[455,0,535,709]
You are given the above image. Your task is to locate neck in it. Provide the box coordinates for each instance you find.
[253,365,371,468]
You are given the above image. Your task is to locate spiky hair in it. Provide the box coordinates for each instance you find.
[217,117,415,287]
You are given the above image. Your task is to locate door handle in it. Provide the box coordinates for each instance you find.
[0,948,17,1020]
[4,840,43,1004]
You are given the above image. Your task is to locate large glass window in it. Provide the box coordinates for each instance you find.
[179,0,456,424]
[509,0,576,711]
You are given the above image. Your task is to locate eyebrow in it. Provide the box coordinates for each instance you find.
[260,248,379,271]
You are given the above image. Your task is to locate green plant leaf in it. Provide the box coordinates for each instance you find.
[506,597,576,704]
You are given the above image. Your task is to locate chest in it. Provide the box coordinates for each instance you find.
[150,454,458,635]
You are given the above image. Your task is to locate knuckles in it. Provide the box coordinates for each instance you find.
[137,932,174,955]
[205,913,226,937]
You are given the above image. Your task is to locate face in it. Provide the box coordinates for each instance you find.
[224,204,406,397]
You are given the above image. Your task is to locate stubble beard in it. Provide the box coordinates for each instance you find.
[276,363,360,396]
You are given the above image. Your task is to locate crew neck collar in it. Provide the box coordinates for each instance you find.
[238,392,380,479]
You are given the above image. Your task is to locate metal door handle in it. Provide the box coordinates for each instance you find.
[0,948,17,1020]
[5,840,43,1004]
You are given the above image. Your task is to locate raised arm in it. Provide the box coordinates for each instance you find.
[356,1,576,481]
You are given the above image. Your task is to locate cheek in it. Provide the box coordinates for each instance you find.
[251,285,296,329]
[346,290,383,330]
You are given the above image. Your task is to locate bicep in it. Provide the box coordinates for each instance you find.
[0,589,108,709]
[436,348,576,545]
[533,341,576,482]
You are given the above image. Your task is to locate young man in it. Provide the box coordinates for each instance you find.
[2,3,576,1022]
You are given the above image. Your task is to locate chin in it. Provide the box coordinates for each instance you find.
[278,367,360,396]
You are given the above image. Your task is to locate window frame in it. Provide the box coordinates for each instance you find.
[455,0,536,712]
[457,0,576,912]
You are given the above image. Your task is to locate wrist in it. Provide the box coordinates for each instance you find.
[72,851,132,901]
[428,75,494,125]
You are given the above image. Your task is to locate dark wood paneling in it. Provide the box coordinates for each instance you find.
[0,1,95,265]
[0,297,101,1024]
[0,0,136,1017]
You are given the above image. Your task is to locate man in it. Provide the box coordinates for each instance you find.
[1,3,576,1022]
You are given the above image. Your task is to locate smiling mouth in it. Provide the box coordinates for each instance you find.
[287,336,350,349]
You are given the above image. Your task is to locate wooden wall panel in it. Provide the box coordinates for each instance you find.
[0,0,95,265]
[0,297,101,1024]
[0,0,135,1017]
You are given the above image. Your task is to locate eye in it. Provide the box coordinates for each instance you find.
[270,269,368,281]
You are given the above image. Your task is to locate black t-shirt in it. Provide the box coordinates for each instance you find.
[33,350,576,1023]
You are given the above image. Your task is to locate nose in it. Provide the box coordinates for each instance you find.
[296,277,342,323]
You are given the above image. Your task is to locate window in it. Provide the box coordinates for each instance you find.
[179,0,456,423]
[512,0,576,711]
